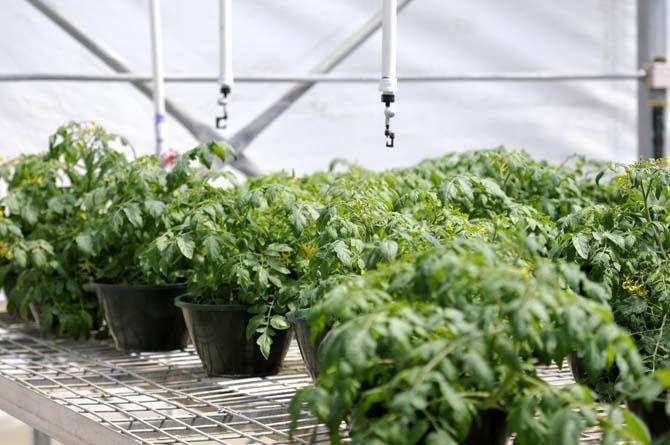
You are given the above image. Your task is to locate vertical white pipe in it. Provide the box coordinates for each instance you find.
[219,0,233,89]
[149,0,166,157]
[379,0,398,95]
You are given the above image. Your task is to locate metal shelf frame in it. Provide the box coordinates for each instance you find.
[0,314,328,445]
[0,313,614,445]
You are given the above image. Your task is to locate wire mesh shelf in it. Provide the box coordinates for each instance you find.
[0,313,604,444]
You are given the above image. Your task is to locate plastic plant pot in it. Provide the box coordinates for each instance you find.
[628,398,670,440]
[567,352,588,384]
[286,309,331,380]
[567,353,620,390]
[465,409,507,445]
[175,296,293,377]
[94,283,189,352]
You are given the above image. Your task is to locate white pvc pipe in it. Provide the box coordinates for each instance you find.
[219,0,233,89]
[379,0,398,94]
[149,0,166,157]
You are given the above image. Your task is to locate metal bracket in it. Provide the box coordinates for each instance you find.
[647,59,670,90]
[216,85,231,129]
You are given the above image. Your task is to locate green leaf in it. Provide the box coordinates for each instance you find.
[75,233,93,255]
[572,234,590,260]
[656,369,670,388]
[257,266,269,288]
[332,241,352,267]
[604,232,625,250]
[622,410,651,444]
[270,315,291,330]
[123,203,143,228]
[144,200,166,218]
[203,236,220,260]
[14,248,27,268]
[257,332,272,359]
[31,249,47,268]
[549,411,581,445]
[176,236,195,259]
[379,240,398,261]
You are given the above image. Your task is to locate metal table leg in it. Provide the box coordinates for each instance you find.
[33,429,50,445]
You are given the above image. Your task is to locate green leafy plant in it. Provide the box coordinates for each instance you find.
[292,239,652,445]
[1,122,129,337]
[77,141,233,285]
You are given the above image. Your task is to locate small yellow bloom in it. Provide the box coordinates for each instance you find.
[79,212,88,221]
[520,267,530,278]
[616,176,626,185]
[287,178,298,185]
[0,241,11,260]
[417,226,426,234]
[622,277,647,297]
[300,243,318,257]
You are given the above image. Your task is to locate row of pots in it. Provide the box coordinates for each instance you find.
[94,283,292,377]
[15,282,667,443]
[90,286,508,444]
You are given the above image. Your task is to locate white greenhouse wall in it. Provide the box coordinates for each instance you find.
[0,0,640,173]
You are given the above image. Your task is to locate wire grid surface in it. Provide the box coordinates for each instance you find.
[0,313,604,445]
[0,314,328,444]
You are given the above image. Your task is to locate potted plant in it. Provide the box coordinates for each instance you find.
[291,240,651,444]
[81,142,232,352]
[0,123,128,338]
[148,172,325,376]
[554,159,670,439]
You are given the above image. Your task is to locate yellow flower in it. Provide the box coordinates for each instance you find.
[79,212,88,221]
[622,277,648,297]
[0,241,11,260]
[417,226,426,234]
[520,267,530,278]
[300,243,318,258]
[287,178,298,185]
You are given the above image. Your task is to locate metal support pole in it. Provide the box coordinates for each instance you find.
[380,0,398,148]
[149,0,167,157]
[32,429,51,445]
[228,0,416,152]
[216,0,233,129]
[26,0,261,176]
[638,0,668,159]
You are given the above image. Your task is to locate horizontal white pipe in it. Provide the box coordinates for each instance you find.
[0,71,647,83]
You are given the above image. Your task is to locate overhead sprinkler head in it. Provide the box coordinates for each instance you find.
[382,93,396,148]
[216,85,231,129]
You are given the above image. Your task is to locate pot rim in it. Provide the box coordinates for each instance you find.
[92,282,188,292]
[174,294,249,311]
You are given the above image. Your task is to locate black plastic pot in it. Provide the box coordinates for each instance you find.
[287,310,331,380]
[567,353,620,387]
[628,398,670,441]
[567,352,588,384]
[94,283,189,352]
[465,409,507,445]
[176,297,293,377]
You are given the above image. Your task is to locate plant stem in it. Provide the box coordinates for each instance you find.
[652,313,667,372]
[640,180,668,261]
